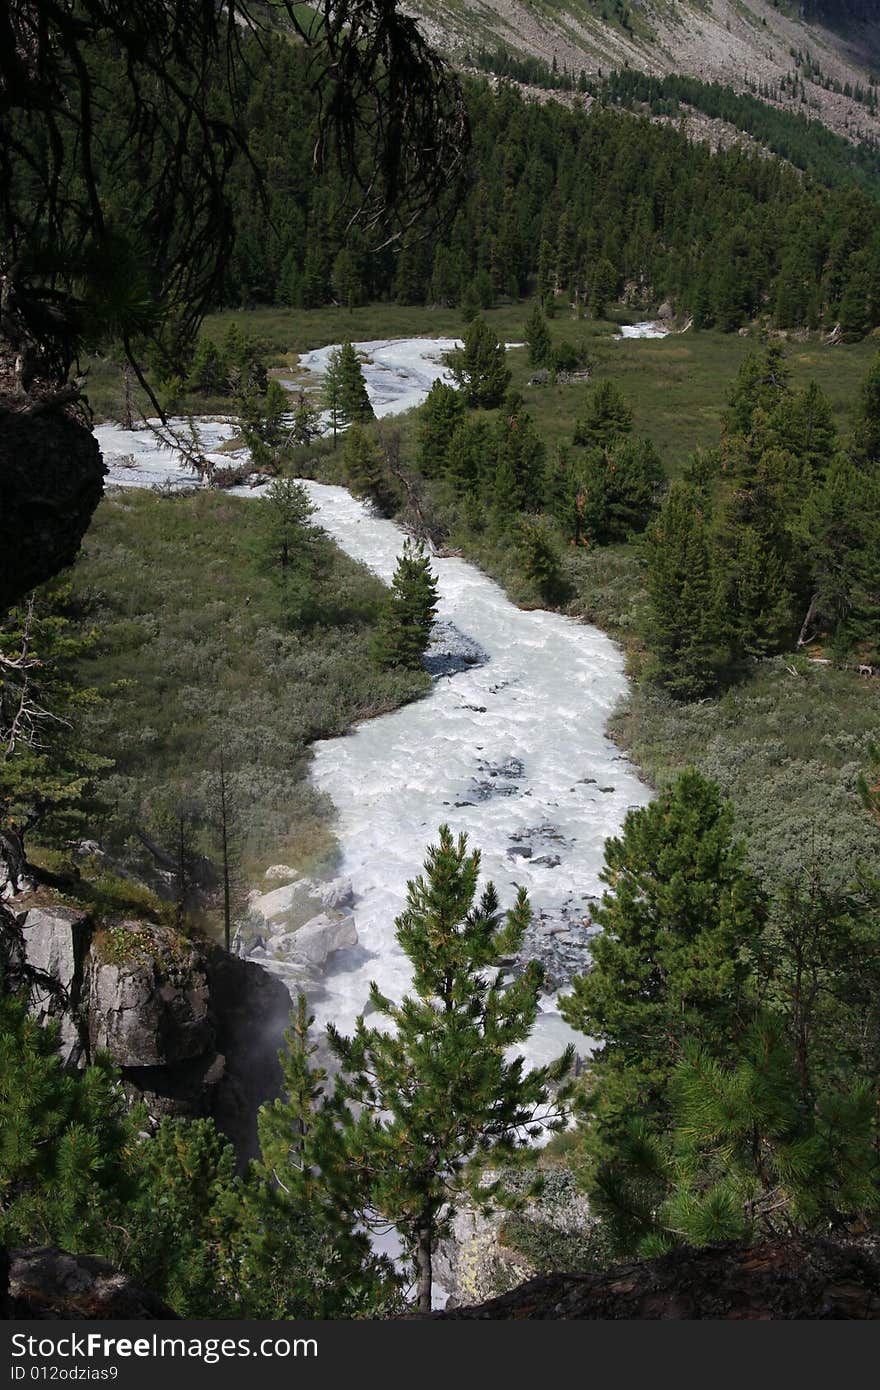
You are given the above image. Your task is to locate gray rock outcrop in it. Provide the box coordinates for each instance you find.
[3,896,292,1156]
[286,910,358,966]
[87,922,213,1067]
[18,905,92,1065]
[6,1247,176,1320]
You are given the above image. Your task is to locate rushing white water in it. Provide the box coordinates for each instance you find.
[617,321,669,339]
[93,337,651,1066]
[96,416,244,488]
[300,483,650,1065]
[297,337,463,417]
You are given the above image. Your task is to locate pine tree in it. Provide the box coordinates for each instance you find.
[771,379,837,479]
[0,587,111,879]
[418,380,465,477]
[517,519,566,605]
[852,352,880,464]
[589,258,618,319]
[0,989,138,1256]
[444,318,511,408]
[342,423,387,506]
[537,238,556,309]
[445,418,490,497]
[573,379,633,449]
[371,540,439,670]
[460,281,481,324]
[337,340,375,424]
[714,443,799,660]
[255,476,316,575]
[239,378,291,474]
[643,482,725,698]
[800,452,880,652]
[603,1016,879,1258]
[187,337,226,395]
[576,437,665,543]
[322,345,347,445]
[560,771,766,1158]
[723,342,790,443]
[493,399,546,515]
[327,826,573,1312]
[290,391,321,447]
[221,997,401,1319]
[524,303,552,369]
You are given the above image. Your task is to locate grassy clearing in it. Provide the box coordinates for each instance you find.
[88,301,877,469]
[81,302,879,896]
[610,659,880,888]
[66,487,427,888]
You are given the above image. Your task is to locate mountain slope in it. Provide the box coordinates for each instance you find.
[405,0,880,144]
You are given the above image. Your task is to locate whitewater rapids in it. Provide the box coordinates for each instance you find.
[93,336,650,1066]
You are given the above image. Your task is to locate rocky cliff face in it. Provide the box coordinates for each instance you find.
[2,895,292,1157]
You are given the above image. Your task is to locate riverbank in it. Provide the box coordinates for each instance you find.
[284,324,879,892]
[62,485,429,904]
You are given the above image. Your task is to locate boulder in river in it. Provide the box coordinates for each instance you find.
[288,911,358,966]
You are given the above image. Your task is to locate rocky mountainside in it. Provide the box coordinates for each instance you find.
[405,0,880,143]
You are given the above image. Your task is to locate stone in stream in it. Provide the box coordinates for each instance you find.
[285,911,358,967]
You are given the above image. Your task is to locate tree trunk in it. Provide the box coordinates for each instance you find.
[219,751,232,953]
[415,1224,433,1315]
[121,363,135,431]
[0,825,33,900]
[797,592,821,648]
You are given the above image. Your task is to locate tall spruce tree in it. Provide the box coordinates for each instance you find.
[337,340,375,423]
[573,380,633,450]
[418,380,465,476]
[342,423,386,505]
[799,453,880,652]
[327,826,573,1312]
[853,352,880,464]
[644,482,725,698]
[560,771,766,1158]
[0,587,111,881]
[524,303,552,369]
[371,539,439,670]
[444,318,511,408]
[493,398,546,516]
[322,345,347,445]
[576,437,665,543]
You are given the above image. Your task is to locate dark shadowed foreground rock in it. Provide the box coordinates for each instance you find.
[6,1247,176,1320]
[0,401,105,613]
[439,1236,880,1319]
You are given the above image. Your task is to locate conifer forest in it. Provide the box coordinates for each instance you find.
[1,0,879,1335]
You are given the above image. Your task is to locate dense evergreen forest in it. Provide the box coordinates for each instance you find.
[186,38,880,339]
[588,70,880,195]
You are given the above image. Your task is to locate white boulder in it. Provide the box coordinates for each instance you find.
[264,864,297,882]
[288,912,358,967]
[248,881,301,924]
